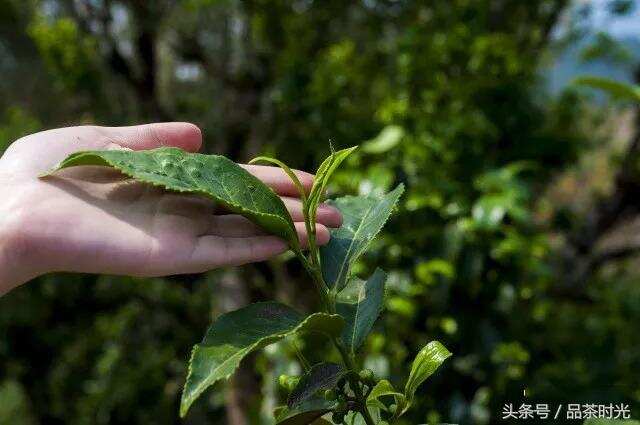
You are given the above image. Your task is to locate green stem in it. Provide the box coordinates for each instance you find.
[333,339,376,425]
[298,205,376,424]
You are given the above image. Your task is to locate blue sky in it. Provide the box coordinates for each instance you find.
[588,0,640,37]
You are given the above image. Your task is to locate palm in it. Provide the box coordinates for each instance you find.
[0,123,340,283]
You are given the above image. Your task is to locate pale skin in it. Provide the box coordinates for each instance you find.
[0,122,342,296]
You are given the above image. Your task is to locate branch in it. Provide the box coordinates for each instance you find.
[591,244,640,270]
[561,65,640,288]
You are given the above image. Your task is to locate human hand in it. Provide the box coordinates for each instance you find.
[0,123,341,295]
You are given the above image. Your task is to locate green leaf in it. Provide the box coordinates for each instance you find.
[366,379,405,412]
[44,147,300,249]
[344,408,382,424]
[403,341,452,414]
[362,125,404,154]
[180,302,344,417]
[574,76,640,102]
[336,269,387,353]
[306,146,358,226]
[320,184,404,289]
[275,397,336,424]
[287,362,345,408]
[250,156,307,202]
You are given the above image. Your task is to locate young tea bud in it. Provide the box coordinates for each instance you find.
[359,368,375,384]
[324,389,337,401]
[277,374,299,391]
[278,374,289,388]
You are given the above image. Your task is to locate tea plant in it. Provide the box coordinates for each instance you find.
[48,146,451,424]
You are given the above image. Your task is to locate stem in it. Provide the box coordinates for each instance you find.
[298,202,376,424]
[333,339,376,425]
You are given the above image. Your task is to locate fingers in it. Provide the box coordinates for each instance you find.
[240,164,314,197]
[191,235,289,269]
[206,215,331,246]
[295,222,330,247]
[100,122,202,152]
[189,222,331,271]
[281,197,342,228]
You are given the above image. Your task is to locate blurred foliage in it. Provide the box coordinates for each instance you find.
[0,0,639,424]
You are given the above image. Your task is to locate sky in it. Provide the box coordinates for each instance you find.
[587,0,640,37]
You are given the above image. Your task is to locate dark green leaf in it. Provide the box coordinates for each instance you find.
[403,341,452,414]
[287,362,345,408]
[45,147,300,249]
[180,302,344,417]
[275,397,336,424]
[336,269,386,353]
[320,184,404,289]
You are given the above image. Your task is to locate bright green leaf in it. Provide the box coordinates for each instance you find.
[275,397,336,424]
[574,76,640,102]
[362,125,404,154]
[288,362,345,409]
[180,302,344,417]
[403,341,452,414]
[307,146,358,226]
[366,379,406,414]
[344,407,382,424]
[336,269,387,353]
[320,184,404,289]
[44,147,300,249]
[250,156,307,202]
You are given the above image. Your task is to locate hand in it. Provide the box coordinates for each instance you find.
[0,123,341,295]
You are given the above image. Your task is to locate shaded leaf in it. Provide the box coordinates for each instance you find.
[336,269,387,353]
[320,184,404,289]
[45,147,300,249]
[288,363,345,408]
[403,341,452,414]
[574,76,640,102]
[180,302,344,417]
[275,397,336,424]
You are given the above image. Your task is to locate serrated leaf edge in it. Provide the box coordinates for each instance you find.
[343,269,387,353]
[44,149,301,250]
[330,183,404,290]
[180,310,344,417]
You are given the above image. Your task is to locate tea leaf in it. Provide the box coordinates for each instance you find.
[362,125,404,154]
[45,147,300,249]
[366,380,405,414]
[287,362,345,409]
[403,341,451,414]
[306,146,358,226]
[574,76,640,102]
[180,302,344,416]
[320,184,404,289]
[275,397,336,424]
[249,156,307,202]
[336,269,386,353]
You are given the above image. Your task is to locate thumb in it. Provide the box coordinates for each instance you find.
[101,122,202,152]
